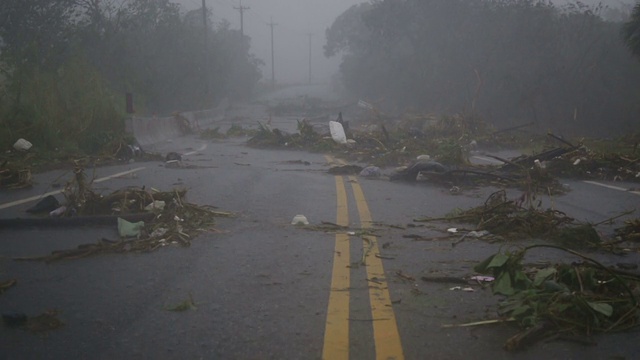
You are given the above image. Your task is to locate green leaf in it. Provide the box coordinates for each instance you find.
[510,305,531,318]
[487,253,510,269]
[587,302,613,317]
[533,267,557,287]
[494,272,515,295]
[474,254,496,273]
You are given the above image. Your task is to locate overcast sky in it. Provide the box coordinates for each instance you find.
[175,0,633,85]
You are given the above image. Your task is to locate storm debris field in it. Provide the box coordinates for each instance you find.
[409,187,640,351]
[3,164,234,262]
[244,104,640,194]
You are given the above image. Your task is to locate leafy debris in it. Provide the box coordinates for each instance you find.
[475,245,640,351]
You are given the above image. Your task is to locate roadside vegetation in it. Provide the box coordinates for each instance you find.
[0,0,262,158]
[326,0,640,138]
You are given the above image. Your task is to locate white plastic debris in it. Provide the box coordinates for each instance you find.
[470,276,495,283]
[447,228,458,234]
[13,138,32,151]
[144,200,166,211]
[117,217,144,238]
[450,286,475,292]
[468,230,490,238]
[329,121,347,144]
[534,159,546,169]
[49,206,66,217]
[359,166,382,178]
[573,158,581,166]
[291,214,309,225]
[416,154,431,161]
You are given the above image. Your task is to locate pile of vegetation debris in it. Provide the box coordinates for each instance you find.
[246,110,639,194]
[0,161,31,189]
[0,136,163,190]
[475,245,640,351]
[415,190,636,250]
[13,165,234,262]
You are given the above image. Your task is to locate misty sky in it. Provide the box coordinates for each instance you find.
[176,0,632,85]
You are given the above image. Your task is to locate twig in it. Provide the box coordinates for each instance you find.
[442,318,515,328]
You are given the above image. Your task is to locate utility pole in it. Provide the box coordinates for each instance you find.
[202,0,209,95]
[268,17,277,89]
[307,33,313,84]
[234,0,250,37]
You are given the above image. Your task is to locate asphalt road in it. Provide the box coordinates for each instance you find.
[1,101,640,359]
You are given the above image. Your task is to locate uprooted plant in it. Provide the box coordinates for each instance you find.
[475,245,640,351]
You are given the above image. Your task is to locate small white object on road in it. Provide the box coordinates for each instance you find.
[291,214,309,225]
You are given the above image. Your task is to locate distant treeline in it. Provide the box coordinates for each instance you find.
[0,0,262,153]
[325,0,640,136]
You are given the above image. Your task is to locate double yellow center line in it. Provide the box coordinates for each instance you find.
[323,157,404,360]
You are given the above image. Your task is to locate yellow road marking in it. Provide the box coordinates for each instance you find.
[322,175,350,360]
[350,176,405,360]
[0,167,146,211]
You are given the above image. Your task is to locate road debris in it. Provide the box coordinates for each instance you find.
[475,245,640,351]
[0,279,17,294]
[11,166,234,262]
[164,294,197,312]
[291,214,310,226]
[416,190,605,248]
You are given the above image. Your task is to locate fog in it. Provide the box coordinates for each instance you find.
[175,0,632,85]
[175,0,362,84]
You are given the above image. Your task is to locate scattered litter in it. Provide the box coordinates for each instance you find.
[447,228,458,234]
[329,121,347,144]
[470,275,494,283]
[49,206,67,217]
[165,294,197,312]
[416,154,431,161]
[449,286,475,292]
[13,138,32,151]
[144,200,166,211]
[291,214,309,225]
[359,166,382,178]
[117,217,144,238]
